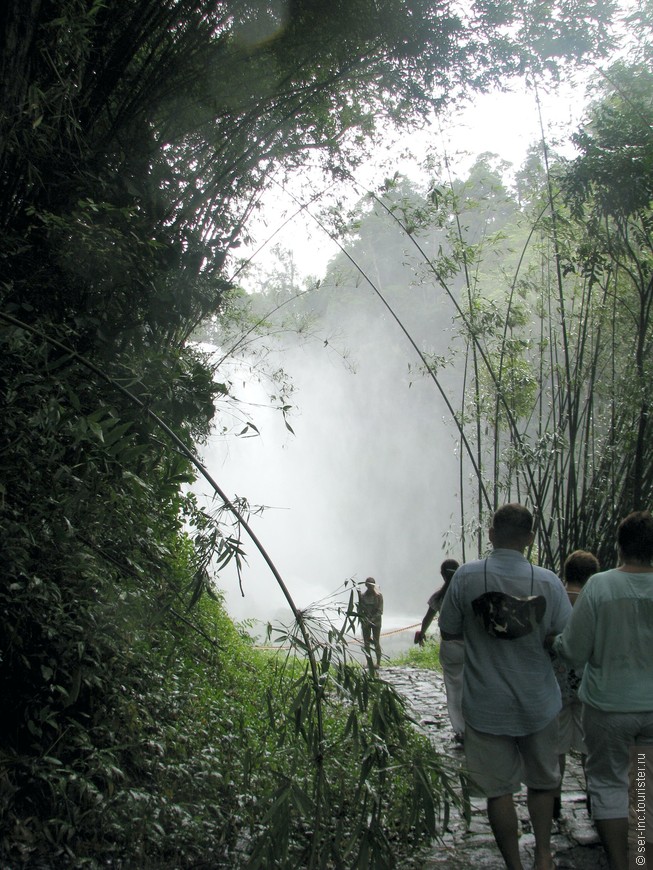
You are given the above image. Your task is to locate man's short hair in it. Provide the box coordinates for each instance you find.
[563,550,599,586]
[617,511,653,563]
[491,503,533,545]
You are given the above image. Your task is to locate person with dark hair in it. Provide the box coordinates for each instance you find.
[439,504,571,870]
[551,549,600,819]
[414,558,464,743]
[564,550,601,593]
[551,511,653,870]
[357,577,383,671]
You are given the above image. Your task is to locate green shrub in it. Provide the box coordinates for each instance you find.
[389,639,442,670]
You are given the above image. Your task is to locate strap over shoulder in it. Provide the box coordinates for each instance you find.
[472,560,546,640]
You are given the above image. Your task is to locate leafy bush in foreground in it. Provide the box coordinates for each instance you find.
[0,491,461,868]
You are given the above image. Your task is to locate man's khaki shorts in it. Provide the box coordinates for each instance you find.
[464,717,561,798]
[582,704,653,820]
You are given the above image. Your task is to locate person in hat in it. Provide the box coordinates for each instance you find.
[357,577,383,671]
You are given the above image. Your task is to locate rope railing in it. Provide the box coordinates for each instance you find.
[380,622,421,638]
[253,621,425,650]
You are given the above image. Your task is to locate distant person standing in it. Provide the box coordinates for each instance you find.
[551,511,653,870]
[358,577,383,671]
[550,549,599,819]
[414,558,464,744]
[439,504,571,870]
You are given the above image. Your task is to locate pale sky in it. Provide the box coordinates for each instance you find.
[237,70,592,282]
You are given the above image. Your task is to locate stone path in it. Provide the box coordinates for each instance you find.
[382,667,609,869]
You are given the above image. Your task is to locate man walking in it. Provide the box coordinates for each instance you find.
[439,504,571,870]
[551,511,653,870]
[357,576,383,671]
[414,558,464,743]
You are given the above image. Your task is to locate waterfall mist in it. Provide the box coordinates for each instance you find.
[196,295,463,650]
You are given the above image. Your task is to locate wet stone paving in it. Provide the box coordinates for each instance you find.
[382,667,609,869]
